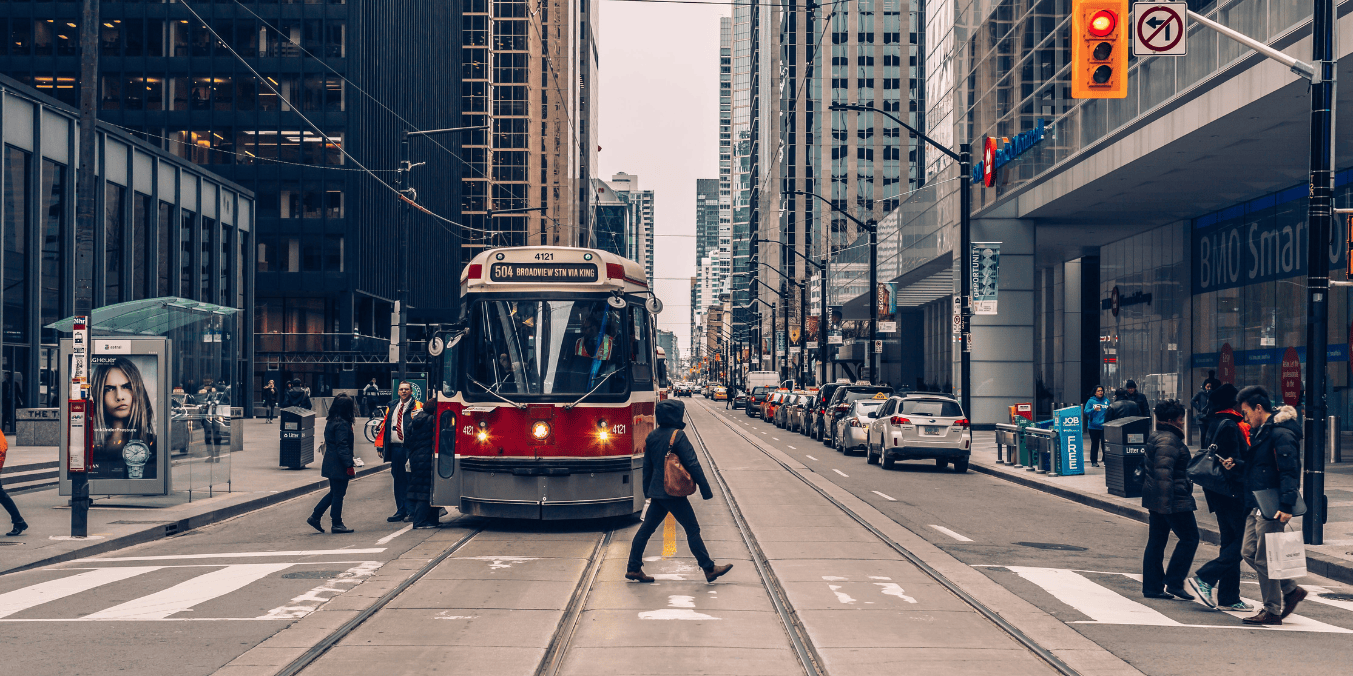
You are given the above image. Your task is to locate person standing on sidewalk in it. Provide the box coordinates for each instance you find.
[1125,380,1151,419]
[1231,386,1306,625]
[262,380,278,423]
[626,399,733,584]
[282,379,311,410]
[404,405,439,528]
[308,394,356,534]
[362,378,381,418]
[0,427,27,536]
[1106,388,1139,422]
[1140,400,1199,600]
[1188,383,1253,612]
[1083,386,1110,468]
[377,382,421,522]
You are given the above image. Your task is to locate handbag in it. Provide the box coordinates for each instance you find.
[663,430,697,497]
[1187,444,1232,495]
[1265,529,1307,579]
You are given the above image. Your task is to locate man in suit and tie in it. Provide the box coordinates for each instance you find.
[378,381,422,522]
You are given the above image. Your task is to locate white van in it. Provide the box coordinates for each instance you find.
[745,371,780,392]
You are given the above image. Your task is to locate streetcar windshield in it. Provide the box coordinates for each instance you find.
[466,299,632,399]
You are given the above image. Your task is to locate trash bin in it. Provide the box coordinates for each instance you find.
[279,407,316,469]
[1016,417,1033,466]
[1103,416,1150,498]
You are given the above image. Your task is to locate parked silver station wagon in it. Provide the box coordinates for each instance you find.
[865,394,971,472]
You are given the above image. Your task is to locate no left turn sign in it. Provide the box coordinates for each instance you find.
[1132,1,1187,56]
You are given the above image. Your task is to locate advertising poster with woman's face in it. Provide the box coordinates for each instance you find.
[88,355,159,480]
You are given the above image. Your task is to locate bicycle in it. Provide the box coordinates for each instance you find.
[363,405,388,443]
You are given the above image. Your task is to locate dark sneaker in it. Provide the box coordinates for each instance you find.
[306,516,325,533]
[1166,586,1195,601]
[1242,610,1282,625]
[330,524,354,534]
[1142,591,1176,600]
[1188,577,1216,609]
[1280,587,1308,619]
[5,522,27,537]
[704,563,734,583]
[386,513,408,523]
[625,568,654,583]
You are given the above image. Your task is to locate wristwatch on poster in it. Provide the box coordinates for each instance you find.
[123,441,151,479]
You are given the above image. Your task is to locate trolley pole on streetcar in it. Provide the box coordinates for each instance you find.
[395,124,487,385]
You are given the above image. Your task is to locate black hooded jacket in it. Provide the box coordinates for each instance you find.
[1241,405,1303,513]
[642,400,713,500]
[1141,423,1196,514]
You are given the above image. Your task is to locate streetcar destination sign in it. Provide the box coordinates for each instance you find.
[489,262,600,283]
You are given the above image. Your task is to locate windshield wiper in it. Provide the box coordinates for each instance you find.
[564,369,622,410]
[467,376,527,409]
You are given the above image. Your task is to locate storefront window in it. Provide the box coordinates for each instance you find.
[105,181,124,304]
[40,159,66,345]
[4,147,29,344]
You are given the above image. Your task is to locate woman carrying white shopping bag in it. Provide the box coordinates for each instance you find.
[1227,386,1307,625]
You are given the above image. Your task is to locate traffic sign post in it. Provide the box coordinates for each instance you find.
[1132,2,1187,56]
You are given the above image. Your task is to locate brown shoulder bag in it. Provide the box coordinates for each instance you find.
[663,430,697,497]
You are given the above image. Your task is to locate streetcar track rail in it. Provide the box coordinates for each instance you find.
[536,529,614,676]
[277,526,483,676]
[694,404,1083,676]
[685,415,826,676]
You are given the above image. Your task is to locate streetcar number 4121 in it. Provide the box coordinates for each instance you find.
[535,252,554,261]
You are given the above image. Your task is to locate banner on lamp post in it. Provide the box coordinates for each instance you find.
[971,242,1001,315]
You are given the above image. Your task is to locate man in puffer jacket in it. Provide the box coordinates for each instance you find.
[1140,400,1199,600]
[625,399,733,584]
[1231,386,1305,625]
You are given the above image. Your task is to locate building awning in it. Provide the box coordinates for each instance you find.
[46,297,239,336]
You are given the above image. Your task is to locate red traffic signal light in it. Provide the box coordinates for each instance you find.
[1071,0,1128,99]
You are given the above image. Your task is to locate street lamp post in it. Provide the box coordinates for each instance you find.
[829,103,971,413]
[752,239,826,386]
[396,124,488,386]
[747,275,798,383]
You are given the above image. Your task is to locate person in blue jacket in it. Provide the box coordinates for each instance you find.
[1083,385,1110,468]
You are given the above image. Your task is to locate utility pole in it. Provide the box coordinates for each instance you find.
[868,219,878,383]
[800,278,807,386]
[70,0,100,538]
[822,257,830,385]
[1303,0,1336,545]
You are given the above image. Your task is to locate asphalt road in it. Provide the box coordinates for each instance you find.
[696,398,1353,676]
[0,471,439,676]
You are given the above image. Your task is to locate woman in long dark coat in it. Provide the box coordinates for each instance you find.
[308,394,355,534]
[404,407,439,528]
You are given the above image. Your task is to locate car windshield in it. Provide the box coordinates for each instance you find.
[468,299,628,397]
[852,401,884,416]
[843,389,891,404]
[901,399,964,417]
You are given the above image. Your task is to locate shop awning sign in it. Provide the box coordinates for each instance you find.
[1133,2,1187,56]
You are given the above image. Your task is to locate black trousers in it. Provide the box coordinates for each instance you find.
[1143,510,1199,593]
[386,444,409,515]
[1087,429,1103,464]
[628,497,714,571]
[312,477,350,524]
[264,403,275,421]
[0,478,23,525]
[1195,498,1248,605]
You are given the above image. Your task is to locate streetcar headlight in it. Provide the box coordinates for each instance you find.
[531,421,552,440]
[596,420,609,441]
[477,420,488,442]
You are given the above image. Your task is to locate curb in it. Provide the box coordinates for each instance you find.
[0,462,389,577]
[970,461,1353,586]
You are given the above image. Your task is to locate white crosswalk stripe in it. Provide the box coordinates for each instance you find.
[84,563,296,620]
[998,565,1353,633]
[0,567,162,619]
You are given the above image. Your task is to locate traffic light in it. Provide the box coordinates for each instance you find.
[1071,0,1128,98]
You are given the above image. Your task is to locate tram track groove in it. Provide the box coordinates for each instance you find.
[535,529,614,676]
[276,526,483,676]
[685,414,827,676]
[691,403,1083,676]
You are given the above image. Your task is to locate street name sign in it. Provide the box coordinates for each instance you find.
[1133,2,1186,56]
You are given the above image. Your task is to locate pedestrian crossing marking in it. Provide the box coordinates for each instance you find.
[0,567,162,619]
[258,561,383,619]
[1000,566,1353,633]
[84,563,296,620]
[77,548,386,563]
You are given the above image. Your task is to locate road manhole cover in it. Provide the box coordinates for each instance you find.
[1014,542,1087,551]
[1319,593,1353,602]
[282,570,347,580]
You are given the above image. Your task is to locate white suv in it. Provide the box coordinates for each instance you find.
[866,394,971,472]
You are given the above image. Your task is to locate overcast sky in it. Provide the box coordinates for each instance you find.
[598,1,729,363]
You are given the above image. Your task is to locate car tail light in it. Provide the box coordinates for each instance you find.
[890,416,911,425]
[606,263,625,280]
[835,404,850,412]
[467,263,482,280]
[952,418,970,429]
[850,419,867,428]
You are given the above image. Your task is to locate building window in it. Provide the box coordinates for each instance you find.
[181,209,195,299]
[256,236,272,273]
[221,226,233,306]
[104,182,124,305]
[101,74,121,110]
[324,235,344,272]
[133,193,151,300]
[4,147,30,343]
[40,159,66,343]
[202,217,215,302]
[158,202,172,297]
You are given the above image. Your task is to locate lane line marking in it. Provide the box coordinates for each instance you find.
[927,525,973,542]
[787,445,796,449]
[805,455,818,461]
[376,525,412,545]
[85,563,295,620]
[77,549,387,562]
[871,491,896,501]
[0,567,162,619]
[832,469,849,477]
[772,437,780,441]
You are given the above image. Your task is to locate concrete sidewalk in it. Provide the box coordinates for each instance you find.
[970,430,1353,584]
[0,417,391,576]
